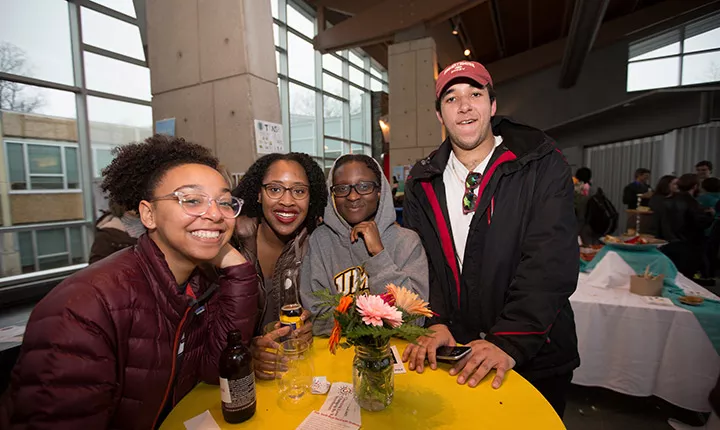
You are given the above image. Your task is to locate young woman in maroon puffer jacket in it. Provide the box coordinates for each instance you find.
[0,135,259,430]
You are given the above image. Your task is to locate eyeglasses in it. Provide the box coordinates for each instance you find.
[151,191,243,219]
[462,172,482,214]
[331,181,379,198]
[261,183,310,200]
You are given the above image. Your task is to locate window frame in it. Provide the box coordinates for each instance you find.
[4,139,83,194]
[627,12,720,92]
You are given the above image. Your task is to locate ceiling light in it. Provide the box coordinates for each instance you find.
[464,49,471,57]
[452,26,459,36]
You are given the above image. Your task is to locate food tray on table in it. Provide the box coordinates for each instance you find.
[600,235,667,251]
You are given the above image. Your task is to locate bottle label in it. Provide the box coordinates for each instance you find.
[279,318,303,331]
[219,375,255,411]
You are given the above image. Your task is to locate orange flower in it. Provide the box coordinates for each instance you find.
[336,295,353,313]
[386,283,433,318]
[328,320,342,354]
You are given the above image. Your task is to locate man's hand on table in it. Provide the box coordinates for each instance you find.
[402,324,516,389]
[402,324,456,373]
[450,340,516,389]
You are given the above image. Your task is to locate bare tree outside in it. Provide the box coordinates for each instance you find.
[0,42,44,113]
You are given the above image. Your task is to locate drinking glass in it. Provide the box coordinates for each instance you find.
[276,338,313,403]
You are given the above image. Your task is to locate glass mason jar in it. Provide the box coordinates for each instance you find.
[352,339,394,411]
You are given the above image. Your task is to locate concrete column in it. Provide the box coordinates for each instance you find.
[388,37,442,173]
[146,0,281,175]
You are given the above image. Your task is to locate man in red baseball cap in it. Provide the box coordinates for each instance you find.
[402,60,579,417]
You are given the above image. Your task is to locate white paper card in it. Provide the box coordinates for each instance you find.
[296,411,360,430]
[643,296,675,307]
[318,382,361,426]
[183,410,221,430]
[312,376,331,394]
[390,345,406,374]
[254,119,285,154]
[0,325,25,343]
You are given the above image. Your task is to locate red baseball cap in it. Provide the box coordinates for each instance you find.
[435,61,493,99]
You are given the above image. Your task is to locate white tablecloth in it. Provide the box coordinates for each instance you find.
[570,272,720,412]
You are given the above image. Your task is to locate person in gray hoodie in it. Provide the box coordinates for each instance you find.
[300,154,429,335]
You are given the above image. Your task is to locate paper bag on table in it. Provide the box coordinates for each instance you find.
[630,274,664,296]
[585,251,635,289]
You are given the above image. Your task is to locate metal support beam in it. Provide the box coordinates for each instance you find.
[132,0,149,62]
[558,0,610,88]
[313,0,486,53]
[309,0,385,16]
[489,0,506,58]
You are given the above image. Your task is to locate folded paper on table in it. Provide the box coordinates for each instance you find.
[585,252,635,289]
[184,410,221,430]
[318,382,361,427]
[296,411,360,430]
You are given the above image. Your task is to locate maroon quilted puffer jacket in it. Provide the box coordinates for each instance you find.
[0,234,259,429]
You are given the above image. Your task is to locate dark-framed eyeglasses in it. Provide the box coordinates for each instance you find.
[261,183,310,200]
[330,181,379,198]
[462,172,482,214]
[151,191,243,219]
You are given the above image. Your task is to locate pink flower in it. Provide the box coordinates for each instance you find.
[356,295,403,328]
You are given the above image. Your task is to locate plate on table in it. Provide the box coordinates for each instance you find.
[600,235,667,251]
[678,296,704,306]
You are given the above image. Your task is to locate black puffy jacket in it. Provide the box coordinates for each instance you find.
[403,116,580,382]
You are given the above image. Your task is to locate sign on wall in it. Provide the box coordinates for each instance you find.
[254,119,285,154]
[155,118,176,137]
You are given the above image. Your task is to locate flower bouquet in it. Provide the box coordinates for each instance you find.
[316,283,433,411]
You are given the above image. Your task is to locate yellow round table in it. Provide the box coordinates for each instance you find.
[161,338,565,429]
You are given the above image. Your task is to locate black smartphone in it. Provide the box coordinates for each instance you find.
[436,346,472,362]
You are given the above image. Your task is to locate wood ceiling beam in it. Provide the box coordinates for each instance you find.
[488,0,720,84]
[313,0,487,53]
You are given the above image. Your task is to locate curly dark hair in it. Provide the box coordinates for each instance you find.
[332,154,382,184]
[232,153,327,233]
[101,134,219,212]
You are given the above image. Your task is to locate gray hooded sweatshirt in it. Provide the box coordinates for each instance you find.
[299,158,429,335]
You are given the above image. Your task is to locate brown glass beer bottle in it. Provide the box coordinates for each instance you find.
[219,330,256,423]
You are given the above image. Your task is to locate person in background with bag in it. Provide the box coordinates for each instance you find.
[89,202,146,264]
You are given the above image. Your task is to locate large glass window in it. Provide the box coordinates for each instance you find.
[274,0,385,166]
[627,13,720,91]
[289,83,317,155]
[0,0,149,282]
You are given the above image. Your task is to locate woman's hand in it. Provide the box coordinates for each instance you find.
[211,244,247,269]
[350,221,384,256]
[250,326,291,380]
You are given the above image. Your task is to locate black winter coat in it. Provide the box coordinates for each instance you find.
[403,116,580,381]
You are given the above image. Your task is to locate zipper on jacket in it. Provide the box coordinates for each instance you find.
[151,305,192,429]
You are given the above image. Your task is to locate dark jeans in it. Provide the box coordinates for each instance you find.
[529,372,574,419]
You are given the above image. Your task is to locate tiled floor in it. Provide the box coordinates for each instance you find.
[564,384,708,430]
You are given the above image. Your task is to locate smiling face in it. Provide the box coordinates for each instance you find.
[139,163,235,267]
[259,160,310,239]
[436,82,496,152]
[332,161,380,226]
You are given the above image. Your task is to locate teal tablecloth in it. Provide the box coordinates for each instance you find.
[581,246,720,354]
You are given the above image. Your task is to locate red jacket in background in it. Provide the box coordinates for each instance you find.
[0,234,259,429]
